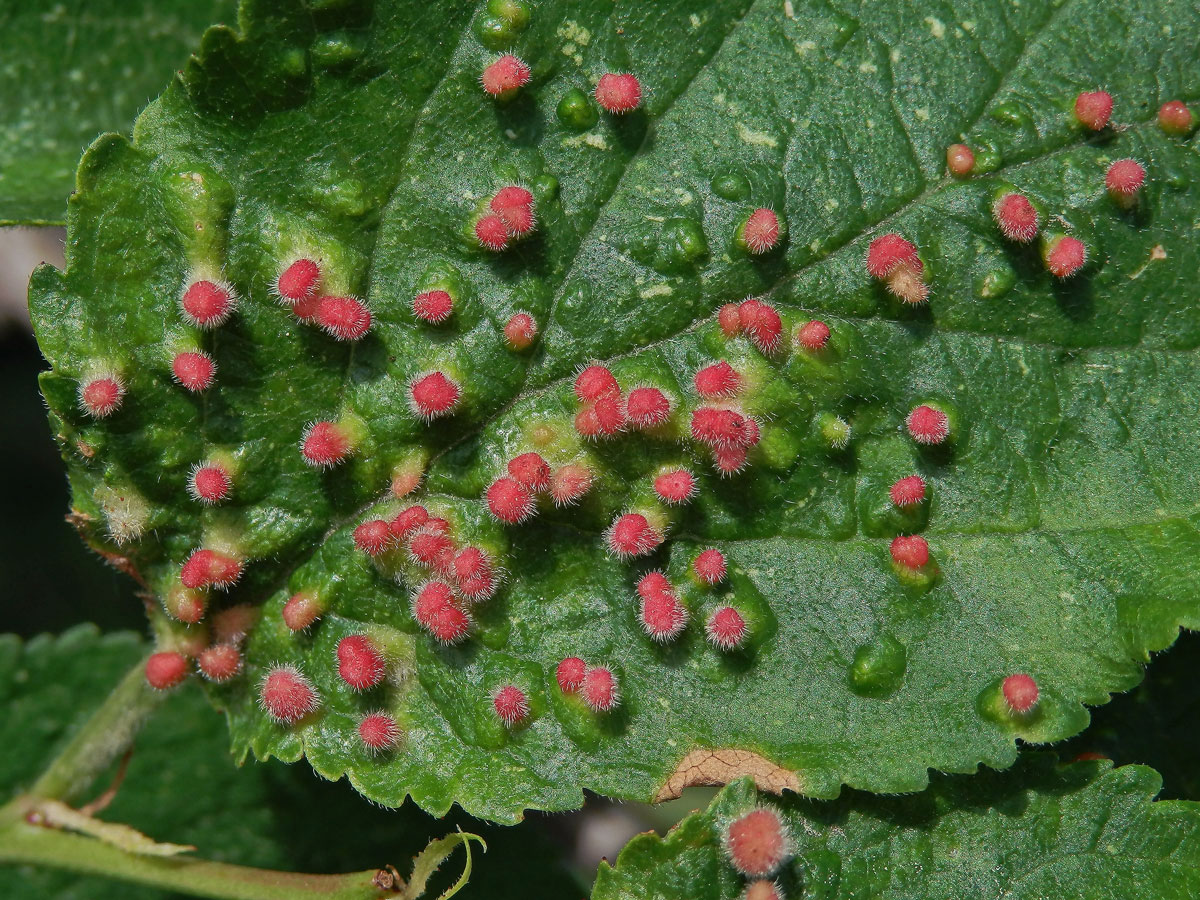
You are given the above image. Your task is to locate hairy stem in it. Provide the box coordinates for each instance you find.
[29,653,164,805]
[0,820,391,900]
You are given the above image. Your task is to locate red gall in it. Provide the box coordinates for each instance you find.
[259,666,319,724]
[171,351,216,392]
[595,73,642,113]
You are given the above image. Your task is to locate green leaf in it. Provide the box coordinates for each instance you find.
[593,755,1200,900]
[28,0,1200,821]
[0,627,581,900]
[0,0,239,225]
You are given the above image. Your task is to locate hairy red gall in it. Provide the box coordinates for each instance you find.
[408,525,456,572]
[740,208,781,254]
[1002,673,1040,713]
[474,214,510,251]
[890,534,930,569]
[353,519,395,556]
[743,881,783,900]
[1074,90,1113,131]
[993,193,1039,243]
[504,311,538,350]
[724,807,790,877]
[695,361,742,398]
[606,513,662,559]
[796,320,830,351]
[581,666,619,712]
[906,405,950,445]
[481,54,531,97]
[78,374,125,418]
[738,299,783,354]
[490,185,536,237]
[259,666,319,724]
[549,463,592,506]
[358,712,401,753]
[180,279,236,328]
[301,421,354,467]
[390,504,429,540]
[508,452,551,491]
[165,586,207,624]
[626,386,672,428]
[171,351,216,392]
[282,592,324,631]
[492,685,531,726]
[188,462,232,504]
[640,590,688,642]
[412,581,472,644]
[1043,235,1087,279]
[945,143,975,176]
[866,233,920,279]
[276,258,321,304]
[337,634,386,691]
[487,476,535,524]
[594,73,642,114]
[453,546,497,600]
[315,295,372,341]
[889,475,927,508]
[409,371,461,420]
[413,289,453,324]
[198,644,242,683]
[145,651,189,690]
[707,606,748,650]
[654,468,697,505]
[718,303,742,337]
[180,549,243,590]
[574,364,620,402]
[556,657,586,693]
[575,395,627,438]
[1105,158,1145,199]
[694,548,727,585]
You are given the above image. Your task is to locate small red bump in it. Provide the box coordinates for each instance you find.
[606,513,662,559]
[481,54,531,97]
[508,452,551,491]
[906,405,950,445]
[1044,235,1087,279]
[145,652,188,690]
[492,685,530,726]
[743,881,783,900]
[640,591,687,642]
[693,549,727,585]
[79,374,125,418]
[796,320,831,351]
[1074,90,1113,131]
[408,527,456,572]
[453,546,497,600]
[390,505,429,539]
[637,571,672,600]
[595,73,642,114]
[490,186,537,237]
[691,407,750,449]
[866,233,920,279]
[724,808,790,877]
[276,258,321,304]
[358,712,401,753]
[741,208,780,254]
[487,476,536,524]
[718,303,743,337]
[738,299,783,354]
[412,582,472,644]
[180,549,243,590]
[409,371,461,420]
[292,292,322,321]
[549,463,593,506]
[165,586,207,624]
[282,592,323,631]
[181,279,235,328]
[198,644,242,683]
[575,397,627,438]
[1002,673,1040,713]
[337,634,386,691]
[714,446,748,475]
[574,364,621,402]
[993,193,1039,243]
[889,475,927,508]
[694,361,742,398]
[504,311,538,350]
[1158,100,1194,135]
[707,606,748,650]
[626,386,672,428]
[556,657,586,693]
[259,666,319,724]
[171,351,216,392]
[475,214,510,251]
[890,534,930,569]
[581,666,619,712]
[353,519,394,556]
[316,295,371,340]
[413,289,453,324]
[1105,158,1145,197]
[188,463,231,504]
[654,468,697,505]
[301,421,353,467]
[946,143,975,176]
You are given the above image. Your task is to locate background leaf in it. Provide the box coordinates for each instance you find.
[0,0,239,225]
[28,0,1200,821]
[0,626,581,900]
[594,756,1200,900]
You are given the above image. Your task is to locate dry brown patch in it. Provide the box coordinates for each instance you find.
[653,748,801,802]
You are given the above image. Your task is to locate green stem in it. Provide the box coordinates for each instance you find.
[29,652,165,804]
[0,820,389,900]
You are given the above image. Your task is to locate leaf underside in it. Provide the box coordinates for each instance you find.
[592,756,1200,900]
[0,0,238,225]
[30,0,1200,821]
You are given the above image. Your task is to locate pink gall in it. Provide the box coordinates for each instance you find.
[738,299,783,354]
[890,535,930,569]
[504,312,538,350]
[180,549,243,590]
[1043,235,1087,279]
[1158,100,1194,135]
[866,233,920,279]
[1074,90,1113,131]
[490,186,537,237]
[693,548,727,585]
[358,712,401,753]
[390,504,429,539]
[707,606,748,650]
[259,665,319,724]
[409,371,461,420]
[694,360,741,398]
[413,289,454,324]
[412,581,472,644]
[487,476,535,524]
[743,881,783,900]
[481,54,531,97]
[408,526,456,572]
[594,73,642,114]
[282,592,324,631]
[492,685,530,726]
[188,462,232,504]
[637,571,672,601]
[78,374,125,418]
[353,519,395,556]
[714,446,749,475]
[889,475,927,508]
[453,546,497,600]
[1105,158,1145,198]
[301,420,354,467]
[581,665,619,712]
[276,258,321,304]
[145,652,189,690]
[796,320,830,351]
[640,591,688,642]
[946,143,975,177]
[740,208,781,254]
[574,364,620,402]
[654,468,697,505]
[993,193,1039,243]
[885,264,929,305]
[508,452,551,491]
[165,586,207,624]
[906,405,950,445]
[549,463,593,506]
[212,604,258,645]
[1002,673,1040,713]
[316,295,371,341]
[626,386,672,428]
[198,644,242,683]
[171,351,216,392]
[180,279,236,328]
[556,657,586,693]
[718,303,742,337]
[475,214,510,251]
[724,808,790,877]
[606,513,662,559]
[337,634,386,691]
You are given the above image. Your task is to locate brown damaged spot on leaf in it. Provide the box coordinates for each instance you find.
[653,748,801,802]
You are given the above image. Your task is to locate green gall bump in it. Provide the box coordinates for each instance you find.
[710,173,751,201]
[848,633,907,697]
[311,32,366,70]
[556,88,599,131]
